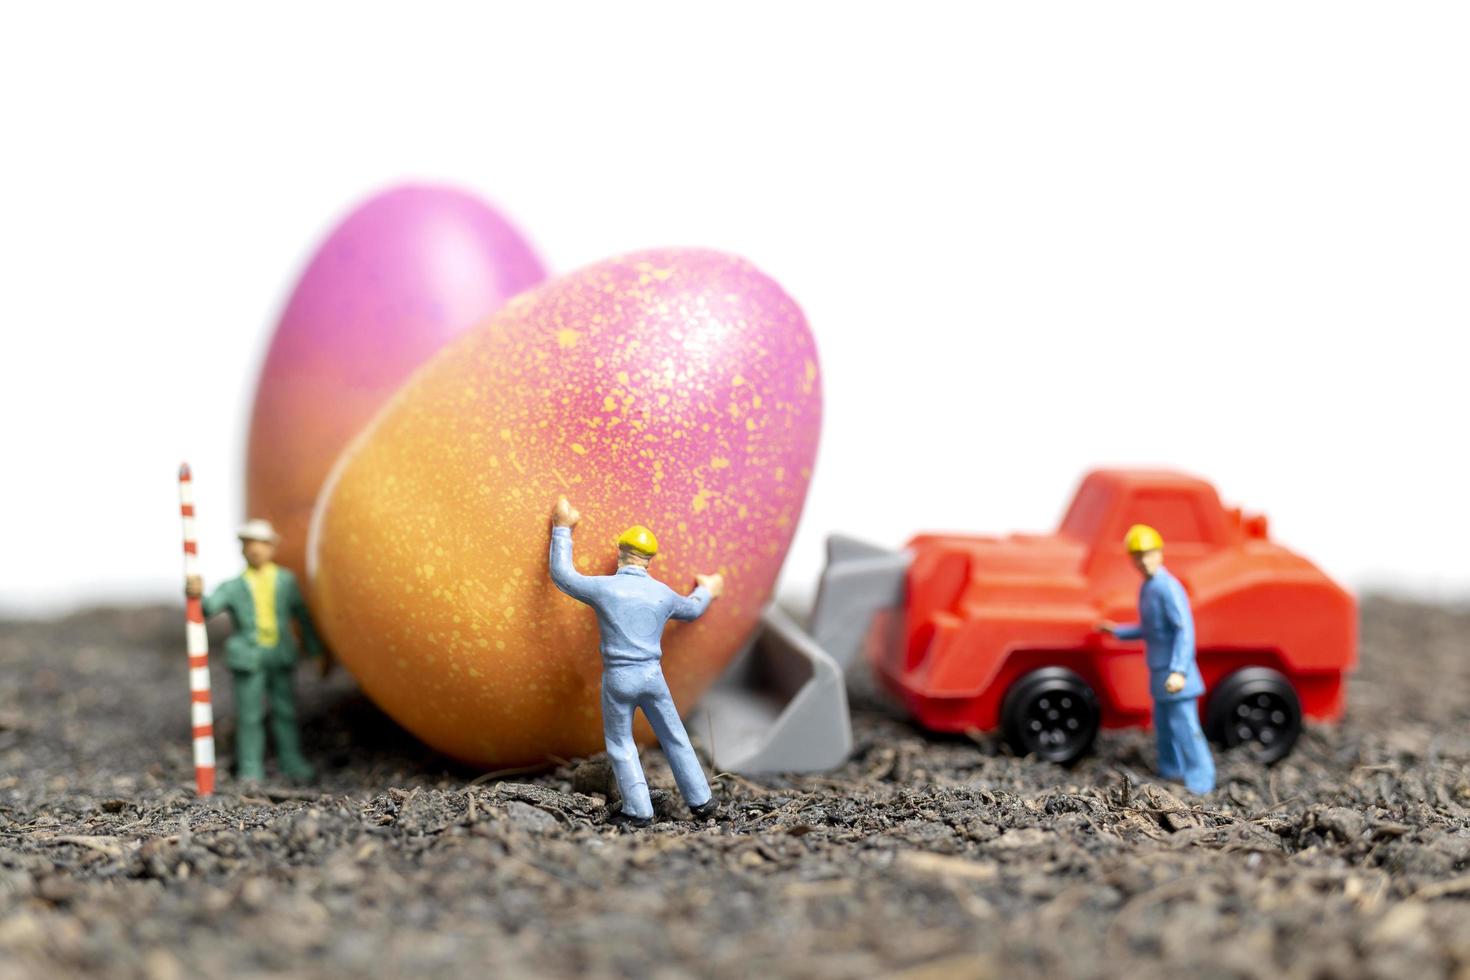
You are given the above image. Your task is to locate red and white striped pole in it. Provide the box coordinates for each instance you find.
[178,463,217,796]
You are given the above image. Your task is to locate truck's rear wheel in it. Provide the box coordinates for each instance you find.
[1205,667,1302,764]
[1000,667,1100,764]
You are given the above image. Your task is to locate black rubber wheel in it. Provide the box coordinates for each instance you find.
[1000,667,1100,764]
[1205,667,1302,764]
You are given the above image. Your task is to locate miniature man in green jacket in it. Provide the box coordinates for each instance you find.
[185,519,322,783]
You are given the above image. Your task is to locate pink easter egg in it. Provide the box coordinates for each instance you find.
[246,184,546,575]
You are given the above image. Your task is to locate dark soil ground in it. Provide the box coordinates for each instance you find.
[1,597,1468,979]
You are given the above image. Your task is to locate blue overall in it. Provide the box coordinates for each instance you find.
[1114,566,1216,794]
[549,526,713,819]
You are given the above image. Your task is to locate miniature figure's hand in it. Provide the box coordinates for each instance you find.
[1165,671,1186,694]
[695,573,724,599]
[1095,620,1116,636]
[552,496,581,529]
[185,574,203,599]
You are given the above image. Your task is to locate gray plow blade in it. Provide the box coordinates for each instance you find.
[692,604,850,775]
[691,535,911,775]
[808,534,912,671]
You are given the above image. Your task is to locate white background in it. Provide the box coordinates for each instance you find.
[2,3,1467,615]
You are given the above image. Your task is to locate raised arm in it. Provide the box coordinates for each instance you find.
[549,525,601,603]
[670,585,712,621]
[671,572,723,621]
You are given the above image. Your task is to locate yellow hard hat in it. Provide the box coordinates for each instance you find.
[617,525,659,556]
[1124,524,1164,553]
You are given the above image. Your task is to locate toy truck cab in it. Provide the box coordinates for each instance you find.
[872,470,1356,764]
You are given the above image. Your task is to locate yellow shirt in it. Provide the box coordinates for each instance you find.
[243,563,280,648]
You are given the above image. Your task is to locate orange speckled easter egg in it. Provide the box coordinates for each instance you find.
[307,249,821,767]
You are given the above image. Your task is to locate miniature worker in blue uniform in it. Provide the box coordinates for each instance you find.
[1099,525,1216,794]
[548,496,725,827]
[185,519,323,784]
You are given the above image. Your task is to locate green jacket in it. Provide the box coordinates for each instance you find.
[202,566,323,672]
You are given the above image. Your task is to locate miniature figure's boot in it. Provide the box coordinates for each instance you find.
[266,666,314,783]
[232,669,269,782]
[605,807,652,829]
[688,799,720,820]
[1160,698,1215,794]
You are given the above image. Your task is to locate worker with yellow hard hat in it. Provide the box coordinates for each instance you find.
[184,519,324,784]
[548,496,726,827]
[1099,523,1216,794]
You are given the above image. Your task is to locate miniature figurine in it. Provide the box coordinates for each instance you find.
[548,496,724,827]
[185,519,323,784]
[1099,524,1216,794]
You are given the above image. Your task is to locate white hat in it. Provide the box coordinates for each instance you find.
[236,519,281,543]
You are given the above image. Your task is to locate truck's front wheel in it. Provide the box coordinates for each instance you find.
[1000,667,1100,764]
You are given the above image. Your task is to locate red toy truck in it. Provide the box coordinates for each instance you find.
[852,470,1356,764]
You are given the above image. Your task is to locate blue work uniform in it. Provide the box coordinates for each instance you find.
[548,526,713,820]
[1114,566,1216,794]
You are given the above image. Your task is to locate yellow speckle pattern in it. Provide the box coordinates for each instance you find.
[309,249,822,767]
